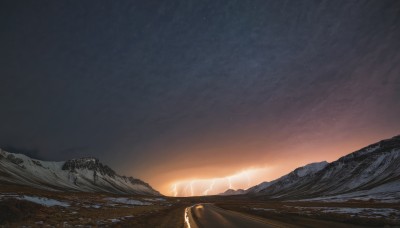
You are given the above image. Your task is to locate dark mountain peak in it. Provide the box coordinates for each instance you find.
[375,135,400,149]
[62,158,160,195]
[62,157,116,177]
[219,188,246,195]
[338,135,400,163]
[226,188,244,193]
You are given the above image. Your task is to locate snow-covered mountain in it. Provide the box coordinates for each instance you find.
[246,161,328,195]
[217,161,328,196]
[0,150,160,196]
[254,135,400,200]
[219,188,246,196]
[220,135,400,201]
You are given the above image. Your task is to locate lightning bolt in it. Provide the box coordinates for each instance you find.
[203,179,216,195]
[190,181,195,196]
[245,172,251,188]
[170,167,268,196]
[227,177,233,189]
[171,183,178,197]
[183,183,189,196]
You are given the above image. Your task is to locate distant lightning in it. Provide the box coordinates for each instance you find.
[203,179,216,195]
[170,167,269,196]
[171,183,178,197]
[245,172,251,188]
[183,183,189,196]
[190,181,195,196]
[227,177,233,189]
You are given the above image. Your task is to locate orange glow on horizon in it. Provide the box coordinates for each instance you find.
[133,131,398,197]
[169,167,270,197]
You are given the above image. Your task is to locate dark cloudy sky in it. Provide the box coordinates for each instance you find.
[1,0,400,194]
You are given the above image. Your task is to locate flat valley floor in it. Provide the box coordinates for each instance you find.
[0,185,399,227]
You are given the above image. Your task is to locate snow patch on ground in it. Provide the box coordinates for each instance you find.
[0,194,69,207]
[321,207,398,217]
[109,218,121,223]
[296,190,400,203]
[17,195,70,207]
[144,197,166,202]
[105,197,152,206]
[292,206,400,219]
[83,204,102,208]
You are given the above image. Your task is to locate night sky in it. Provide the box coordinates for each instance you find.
[1,0,400,195]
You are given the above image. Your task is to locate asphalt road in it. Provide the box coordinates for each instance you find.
[185,203,291,228]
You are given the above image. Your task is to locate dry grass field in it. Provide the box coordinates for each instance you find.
[216,200,400,227]
[1,185,399,227]
[0,184,189,227]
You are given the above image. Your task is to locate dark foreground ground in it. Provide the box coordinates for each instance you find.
[215,199,400,228]
[0,185,399,227]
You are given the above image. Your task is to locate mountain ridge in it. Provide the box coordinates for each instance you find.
[0,149,160,196]
[219,188,246,196]
[246,161,329,195]
[219,135,400,202]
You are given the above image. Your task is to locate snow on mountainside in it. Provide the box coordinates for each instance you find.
[246,161,328,195]
[218,161,328,196]
[251,135,400,201]
[246,181,272,194]
[0,150,160,196]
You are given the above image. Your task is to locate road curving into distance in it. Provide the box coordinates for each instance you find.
[184,203,295,228]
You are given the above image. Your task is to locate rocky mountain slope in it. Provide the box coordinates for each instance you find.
[246,161,328,195]
[221,135,400,201]
[0,150,160,196]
